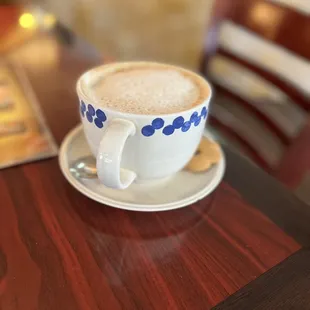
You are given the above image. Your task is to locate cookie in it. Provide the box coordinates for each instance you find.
[185,137,221,172]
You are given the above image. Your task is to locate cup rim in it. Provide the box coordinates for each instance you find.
[76,61,212,119]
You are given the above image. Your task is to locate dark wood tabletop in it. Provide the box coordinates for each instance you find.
[1,21,310,310]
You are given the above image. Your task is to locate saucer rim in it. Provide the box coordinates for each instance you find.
[59,124,226,212]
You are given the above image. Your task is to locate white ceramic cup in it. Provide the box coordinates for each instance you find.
[76,62,212,189]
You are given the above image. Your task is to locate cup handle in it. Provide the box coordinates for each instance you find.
[96,118,137,189]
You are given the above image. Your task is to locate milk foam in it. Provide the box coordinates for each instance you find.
[89,67,201,115]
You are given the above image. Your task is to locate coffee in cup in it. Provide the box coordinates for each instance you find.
[77,61,212,189]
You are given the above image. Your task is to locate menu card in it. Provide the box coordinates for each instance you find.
[0,60,57,169]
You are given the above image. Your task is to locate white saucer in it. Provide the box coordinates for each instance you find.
[59,124,226,212]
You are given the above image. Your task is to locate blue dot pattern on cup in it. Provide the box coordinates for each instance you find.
[80,101,107,129]
[152,118,165,129]
[163,125,175,136]
[141,106,208,137]
[141,125,155,137]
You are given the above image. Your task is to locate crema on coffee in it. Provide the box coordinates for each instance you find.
[85,63,209,115]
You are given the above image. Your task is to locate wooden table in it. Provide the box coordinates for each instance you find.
[1,25,310,310]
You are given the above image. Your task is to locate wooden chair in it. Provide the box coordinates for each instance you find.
[200,0,310,199]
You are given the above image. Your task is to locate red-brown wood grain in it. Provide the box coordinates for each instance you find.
[0,164,301,309]
[275,117,310,188]
[0,20,309,310]
[214,248,310,310]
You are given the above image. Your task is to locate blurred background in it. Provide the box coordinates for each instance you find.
[0,0,215,69]
[38,0,215,69]
[1,0,310,203]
